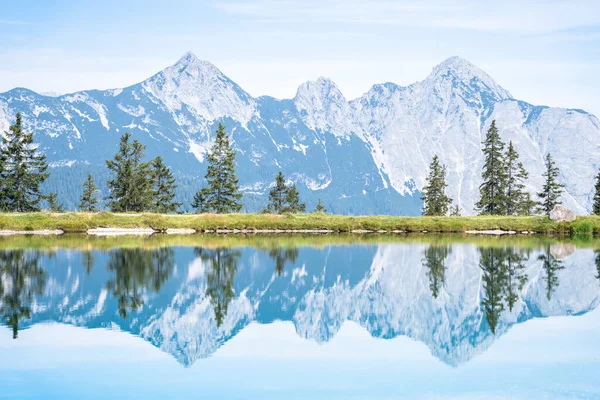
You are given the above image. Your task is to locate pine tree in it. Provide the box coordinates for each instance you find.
[537,153,564,216]
[284,183,306,213]
[479,247,507,334]
[449,204,461,216]
[264,171,288,214]
[592,169,600,215]
[476,121,508,215]
[46,192,65,212]
[0,113,49,212]
[79,173,99,212]
[105,132,153,212]
[504,141,536,215]
[538,245,564,301]
[424,245,450,299]
[193,124,242,214]
[421,155,452,216]
[150,156,181,213]
[263,171,305,214]
[314,198,327,213]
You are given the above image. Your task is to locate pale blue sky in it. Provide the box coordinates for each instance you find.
[1,0,599,115]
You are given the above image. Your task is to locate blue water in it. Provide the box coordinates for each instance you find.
[1,235,599,399]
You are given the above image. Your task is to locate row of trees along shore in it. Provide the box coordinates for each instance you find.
[0,112,597,216]
[422,120,571,217]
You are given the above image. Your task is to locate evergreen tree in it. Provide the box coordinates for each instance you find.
[195,247,240,328]
[592,169,600,215]
[192,191,209,213]
[538,245,564,301]
[150,156,181,213]
[476,121,508,215]
[314,198,327,213]
[537,153,564,216]
[46,192,65,212]
[502,248,529,312]
[264,171,287,214]
[479,247,507,334]
[421,155,452,216]
[105,132,153,212]
[284,183,306,213]
[0,250,46,339]
[504,141,535,215]
[449,203,461,216]
[269,246,299,276]
[0,113,49,212]
[193,124,243,214]
[423,245,451,299]
[79,173,99,212]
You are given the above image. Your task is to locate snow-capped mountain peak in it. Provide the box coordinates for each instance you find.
[425,55,512,101]
[141,51,256,125]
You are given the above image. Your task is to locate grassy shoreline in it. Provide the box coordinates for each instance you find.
[0,212,598,235]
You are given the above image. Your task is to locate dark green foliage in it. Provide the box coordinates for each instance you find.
[285,183,306,213]
[479,247,506,334]
[504,141,536,216]
[193,124,243,214]
[0,250,46,339]
[105,133,153,212]
[82,250,95,275]
[314,198,327,213]
[421,155,452,216]
[476,121,508,215]
[195,247,240,327]
[46,192,65,212]
[423,245,450,299]
[264,171,306,214]
[538,245,564,301]
[264,171,287,214]
[151,156,181,213]
[537,153,564,216]
[269,247,299,276]
[592,170,600,215]
[595,250,600,284]
[0,113,49,212]
[105,247,175,318]
[478,246,531,334]
[79,173,99,212]
[503,248,528,312]
[449,204,461,216]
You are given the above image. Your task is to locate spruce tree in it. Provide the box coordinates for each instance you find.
[421,155,452,216]
[46,192,65,212]
[264,171,288,214]
[150,156,181,213]
[263,171,305,214]
[424,245,450,299]
[0,113,49,212]
[593,169,600,215]
[504,141,535,215]
[284,183,306,213]
[449,204,461,216]
[314,198,327,213]
[79,173,99,212]
[193,124,242,214]
[105,132,153,212]
[476,121,507,215]
[537,153,564,216]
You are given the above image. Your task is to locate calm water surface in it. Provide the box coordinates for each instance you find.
[1,234,599,399]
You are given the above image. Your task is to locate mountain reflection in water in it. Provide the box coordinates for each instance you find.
[1,234,599,369]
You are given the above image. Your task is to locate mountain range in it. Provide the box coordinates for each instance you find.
[1,52,598,214]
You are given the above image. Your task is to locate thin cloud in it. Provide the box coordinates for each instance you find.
[213,0,600,34]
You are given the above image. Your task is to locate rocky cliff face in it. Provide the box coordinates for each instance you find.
[1,52,598,214]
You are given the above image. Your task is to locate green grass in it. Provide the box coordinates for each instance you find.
[0,212,599,235]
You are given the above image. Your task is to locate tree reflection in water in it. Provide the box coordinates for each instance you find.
[0,250,46,339]
[106,247,175,318]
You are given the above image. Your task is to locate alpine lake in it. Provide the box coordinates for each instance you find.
[1,233,599,399]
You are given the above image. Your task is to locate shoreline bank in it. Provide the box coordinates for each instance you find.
[0,212,596,235]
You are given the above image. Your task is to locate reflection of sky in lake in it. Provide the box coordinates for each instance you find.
[1,236,600,399]
[2,309,600,399]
